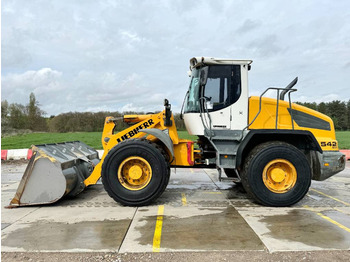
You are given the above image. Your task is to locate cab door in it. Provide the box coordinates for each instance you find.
[202,65,241,130]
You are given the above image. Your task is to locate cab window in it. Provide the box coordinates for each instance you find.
[203,65,241,112]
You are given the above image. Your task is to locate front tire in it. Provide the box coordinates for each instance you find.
[241,141,311,206]
[101,139,170,206]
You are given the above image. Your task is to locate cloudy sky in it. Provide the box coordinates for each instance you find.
[2,0,350,116]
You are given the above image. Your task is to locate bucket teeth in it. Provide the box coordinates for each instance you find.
[7,141,100,207]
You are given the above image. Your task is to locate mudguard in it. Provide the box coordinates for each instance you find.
[140,128,174,157]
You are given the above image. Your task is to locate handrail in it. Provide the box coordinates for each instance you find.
[199,96,213,138]
[275,89,280,129]
[288,90,297,129]
[243,87,297,132]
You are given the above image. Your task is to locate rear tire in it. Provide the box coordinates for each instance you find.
[101,139,170,206]
[241,141,311,206]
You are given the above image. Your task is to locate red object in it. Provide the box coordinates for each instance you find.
[1,150,8,160]
[340,150,350,161]
[27,149,33,159]
[187,141,194,165]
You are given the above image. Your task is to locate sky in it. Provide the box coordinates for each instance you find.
[2,0,350,116]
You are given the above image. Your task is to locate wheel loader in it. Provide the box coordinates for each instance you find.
[8,57,346,208]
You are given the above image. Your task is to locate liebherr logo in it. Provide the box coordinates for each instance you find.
[116,119,155,143]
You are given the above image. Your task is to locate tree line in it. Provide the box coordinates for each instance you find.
[1,93,47,133]
[48,111,186,132]
[296,100,350,130]
[1,93,187,135]
[1,93,349,135]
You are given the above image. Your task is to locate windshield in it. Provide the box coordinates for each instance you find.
[184,68,201,113]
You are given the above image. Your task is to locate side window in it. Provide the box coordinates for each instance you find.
[203,65,241,112]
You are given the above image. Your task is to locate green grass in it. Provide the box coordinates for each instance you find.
[177,131,198,141]
[2,130,349,150]
[336,131,350,149]
[1,132,102,149]
[1,131,198,150]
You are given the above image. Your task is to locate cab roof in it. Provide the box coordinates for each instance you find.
[190,57,253,69]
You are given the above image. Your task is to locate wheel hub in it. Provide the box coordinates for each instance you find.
[118,156,152,191]
[262,159,297,194]
[129,165,143,180]
[270,168,286,183]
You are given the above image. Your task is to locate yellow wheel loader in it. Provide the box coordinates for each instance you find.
[9,57,346,208]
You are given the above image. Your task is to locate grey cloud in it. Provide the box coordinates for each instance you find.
[1,68,171,115]
[2,68,63,109]
[2,44,32,68]
[248,34,284,57]
[236,19,261,34]
[2,0,350,115]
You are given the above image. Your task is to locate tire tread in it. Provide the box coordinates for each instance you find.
[241,141,311,206]
[101,138,170,206]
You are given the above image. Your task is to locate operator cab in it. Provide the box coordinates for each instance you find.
[183,57,252,136]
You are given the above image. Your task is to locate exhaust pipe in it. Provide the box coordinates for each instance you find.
[7,141,100,208]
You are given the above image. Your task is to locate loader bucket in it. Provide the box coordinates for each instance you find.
[8,141,100,208]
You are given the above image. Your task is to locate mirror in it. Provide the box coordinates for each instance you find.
[164,98,169,106]
[206,101,213,110]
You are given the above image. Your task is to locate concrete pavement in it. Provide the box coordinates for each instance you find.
[1,162,350,253]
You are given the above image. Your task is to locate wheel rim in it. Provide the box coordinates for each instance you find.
[262,159,297,193]
[118,156,152,191]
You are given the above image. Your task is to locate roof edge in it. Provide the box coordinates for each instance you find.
[190,57,253,69]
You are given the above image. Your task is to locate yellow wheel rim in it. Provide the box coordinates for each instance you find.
[118,156,152,191]
[262,159,297,193]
